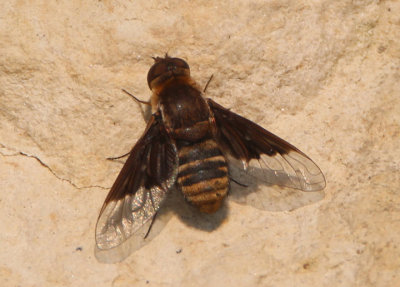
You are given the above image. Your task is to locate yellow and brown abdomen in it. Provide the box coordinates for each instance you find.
[177,138,229,213]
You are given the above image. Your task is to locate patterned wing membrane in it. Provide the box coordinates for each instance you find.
[208,99,326,192]
[96,114,178,250]
[240,150,326,191]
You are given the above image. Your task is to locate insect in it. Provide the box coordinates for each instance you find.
[96,55,326,251]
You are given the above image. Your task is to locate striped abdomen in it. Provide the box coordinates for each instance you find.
[177,138,229,213]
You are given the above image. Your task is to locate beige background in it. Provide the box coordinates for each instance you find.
[1,0,399,286]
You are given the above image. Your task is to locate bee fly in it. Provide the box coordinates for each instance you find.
[96,55,326,250]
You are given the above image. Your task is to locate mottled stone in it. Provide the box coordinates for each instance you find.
[1,0,399,286]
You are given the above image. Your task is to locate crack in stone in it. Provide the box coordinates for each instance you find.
[0,143,108,190]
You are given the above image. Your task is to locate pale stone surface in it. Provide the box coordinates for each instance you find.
[1,0,399,286]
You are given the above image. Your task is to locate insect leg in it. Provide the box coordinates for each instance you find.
[203,74,214,93]
[230,177,248,187]
[121,89,151,122]
[107,151,131,161]
[122,89,151,105]
[105,89,152,161]
[142,188,160,239]
[144,211,158,239]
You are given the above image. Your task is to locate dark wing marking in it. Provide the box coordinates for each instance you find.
[207,99,326,191]
[95,113,178,250]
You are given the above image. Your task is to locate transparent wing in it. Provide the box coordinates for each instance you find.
[208,98,326,192]
[231,149,326,191]
[96,185,165,250]
[95,113,178,253]
[228,154,325,211]
[95,194,174,263]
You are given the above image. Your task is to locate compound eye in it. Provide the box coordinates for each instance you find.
[169,58,189,70]
[148,62,168,84]
[147,57,190,89]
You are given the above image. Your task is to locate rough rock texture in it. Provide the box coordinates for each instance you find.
[1,0,399,286]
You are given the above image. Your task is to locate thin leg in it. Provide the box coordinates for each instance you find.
[106,89,149,161]
[107,151,131,161]
[121,89,151,122]
[144,212,158,239]
[230,177,248,187]
[122,89,151,105]
[203,74,214,93]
